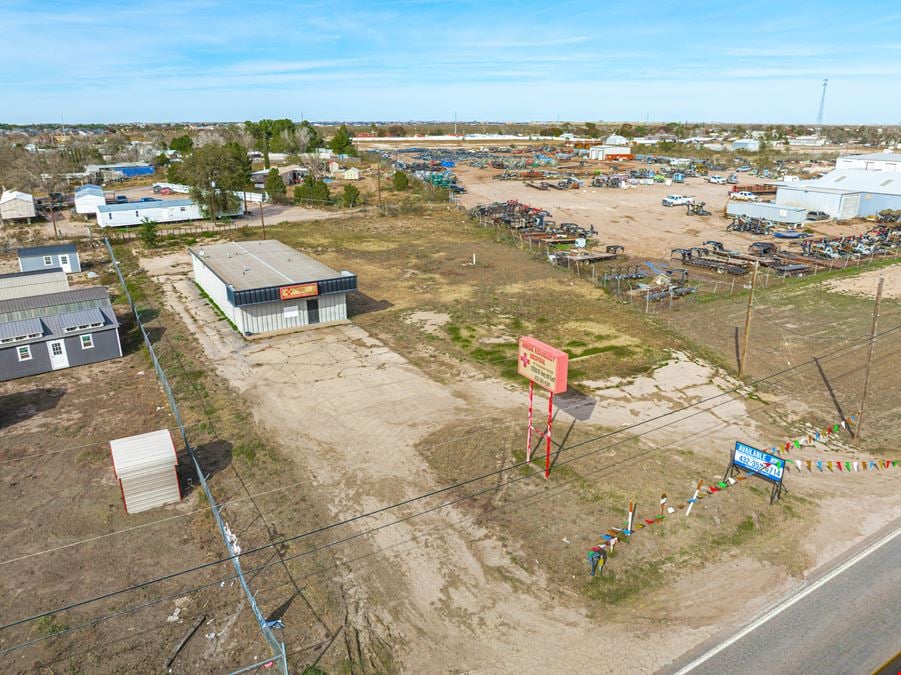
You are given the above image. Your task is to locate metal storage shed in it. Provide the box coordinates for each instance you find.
[74,184,106,215]
[0,269,69,301]
[18,243,82,274]
[110,429,181,514]
[0,190,37,221]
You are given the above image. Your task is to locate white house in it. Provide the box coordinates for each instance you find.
[74,184,106,215]
[0,190,37,222]
[328,160,341,175]
[96,198,243,228]
[732,139,761,152]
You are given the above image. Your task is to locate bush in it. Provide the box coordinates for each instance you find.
[34,615,67,637]
[293,174,331,206]
[392,171,409,191]
[139,219,158,247]
[341,184,361,207]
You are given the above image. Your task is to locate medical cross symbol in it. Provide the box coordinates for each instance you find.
[520,353,531,368]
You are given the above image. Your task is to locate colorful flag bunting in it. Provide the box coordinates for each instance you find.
[817,461,823,472]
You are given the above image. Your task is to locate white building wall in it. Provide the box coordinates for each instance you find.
[235,292,347,336]
[0,197,36,220]
[775,187,853,219]
[835,157,901,173]
[99,202,204,227]
[191,253,238,327]
[75,194,106,215]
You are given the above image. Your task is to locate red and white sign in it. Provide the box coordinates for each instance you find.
[517,336,568,394]
[279,283,318,301]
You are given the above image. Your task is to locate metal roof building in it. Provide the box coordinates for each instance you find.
[835,152,901,173]
[96,198,243,228]
[0,286,122,381]
[190,240,357,336]
[0,190,36,221]
[110,429,181,513]
[775,169,901,219]
[18,243,82,274]
[0,269,69,301]
[74,184,106,215]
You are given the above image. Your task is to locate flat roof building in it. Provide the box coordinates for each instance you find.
[190,240,357,337]
[835,152,901,173]
[0,286,122,381]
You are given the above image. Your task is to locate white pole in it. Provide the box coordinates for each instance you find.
[686,479,704,517]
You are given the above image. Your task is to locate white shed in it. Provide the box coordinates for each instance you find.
[74,184,106,215]
[110,429,181,513]
[343,167,361,180]
[0,190,37,221]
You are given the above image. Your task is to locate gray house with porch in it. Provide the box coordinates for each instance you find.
[18,243,82,274]
[0,286,122,381]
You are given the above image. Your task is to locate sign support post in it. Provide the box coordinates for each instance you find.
[518,336,568,479]
[726,441,787,504]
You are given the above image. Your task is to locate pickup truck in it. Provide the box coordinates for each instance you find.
[707,175,726,185]
[729,191,758,201]
[662,195,693,207]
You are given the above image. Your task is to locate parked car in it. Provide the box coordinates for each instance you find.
[707,175,726,185]
[730,191,758,201]
[159,187,173,195]
[152,184,161,194]
[662,195,693,207]
[140,197,158,202]
[726,174,739,184]
[806,210,830,221]
[736,166,753,172]
[115,195,129,204]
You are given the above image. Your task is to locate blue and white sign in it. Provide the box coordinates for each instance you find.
[733,442,785,484]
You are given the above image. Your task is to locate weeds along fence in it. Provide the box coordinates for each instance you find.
[103,238,288,674]
[472,212,900,316]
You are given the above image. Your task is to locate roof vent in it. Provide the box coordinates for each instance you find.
[242,265,249,275]
[199,248,204,257]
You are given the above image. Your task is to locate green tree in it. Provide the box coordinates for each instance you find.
[169,135,194,154]
[179,143,250,218]
[293,174,331,205]
[139,218,158,247]
[264,168,286,202]
[341,184,361,207]
[584,122,600,138]
[392,171,409,190]
[152,152,170,168]
[245,119,277,168]
[387,124,406,137]
[329,124,355,155]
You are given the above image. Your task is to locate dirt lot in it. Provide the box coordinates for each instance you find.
[124,203,901,673]
[454,164,875,261]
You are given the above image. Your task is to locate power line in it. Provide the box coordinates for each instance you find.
[5,338,898,658]
[3,324,896,636]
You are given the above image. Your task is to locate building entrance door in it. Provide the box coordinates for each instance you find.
[48,340,69,369]
[307,299,319,324]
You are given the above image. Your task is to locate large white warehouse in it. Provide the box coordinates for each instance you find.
[775,169,901,220]
[190,240,357,337]
[835,152,901,173]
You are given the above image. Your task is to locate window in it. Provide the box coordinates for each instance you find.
[80,334,94,349]
[17,345,32,361]
[51,342,63,356]
[43,255,53,266]
[108,213,112,220]
[59,255,69,267]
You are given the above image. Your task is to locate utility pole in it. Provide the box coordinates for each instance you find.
[49,195,59,239]
[258,200,266,239]
[738,262,759,378]
[376,159,382,214]
[209,177,216,227]
[856,276,884,440]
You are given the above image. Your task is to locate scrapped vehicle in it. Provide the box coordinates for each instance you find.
[806,210,830,221]
[662,194,693,207]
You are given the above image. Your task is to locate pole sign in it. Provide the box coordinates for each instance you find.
[727,441,786,504]
[517,336,568,394]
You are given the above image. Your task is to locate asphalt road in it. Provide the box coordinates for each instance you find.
[667,522,901,675]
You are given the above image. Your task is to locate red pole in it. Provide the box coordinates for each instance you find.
[545,391,554,479]
[527,381,534,463]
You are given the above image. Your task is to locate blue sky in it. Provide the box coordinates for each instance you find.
[3,0,901,124]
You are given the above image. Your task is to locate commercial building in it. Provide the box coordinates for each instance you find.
[732,139,761,152]
[0,286,122,381]
[726,201,807,226]
[0,269,69,301]
[109,429,181,514]
[775,169,901,219]
[85,162,155,182]
[74,184,106,215]
[18,243,82,274]
[0,190,36,222]
[835,152,901,173]
[96,198,243,228]
[589,145,634,160]
[190,240,357,337]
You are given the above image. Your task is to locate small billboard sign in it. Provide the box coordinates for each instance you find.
[518,336,568,394]
[732,442,785,484]
[279,283,318,301]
